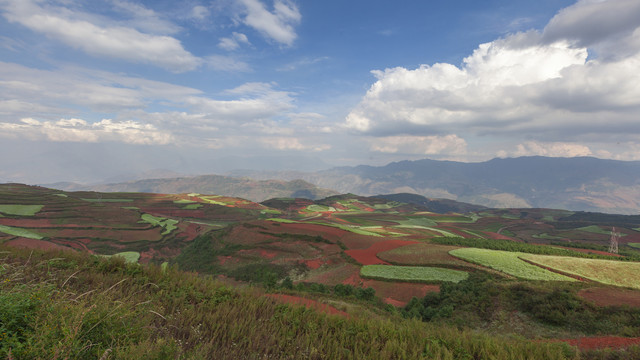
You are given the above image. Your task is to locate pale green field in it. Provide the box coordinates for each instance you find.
[394,225,460,238]
[629,243,640,249]
[81,198,133,203]
[140,214,179,235]
[0,205,44,216]
[103,251,140,264]
[521,254,640,289]
[267,218,383,237]
[449,248,575,281]
[576,225,622,236]
[0,224,44,240]
[360,265,468,283]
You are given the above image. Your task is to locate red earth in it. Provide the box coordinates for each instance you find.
[5,237,74,252]
[578,287,640,308]
[548,336,640,350]
[344,239,419,265]
[265,294,349,317]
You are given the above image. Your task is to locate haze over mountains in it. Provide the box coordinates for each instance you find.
[48,156,640,215]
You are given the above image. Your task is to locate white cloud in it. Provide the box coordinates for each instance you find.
[0,117,173,145]
[261,137,330,151]
[190,5,210,21]
[110,0,181,35]
[218,32,250,51]
[206,55,251,72]
[238,0,300,46]
[0,0,201,72]
[498,141,593,158]
[346,0,640,143]
[370,135,467,155]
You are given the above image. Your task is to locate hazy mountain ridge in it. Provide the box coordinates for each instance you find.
[235,157,640,214]
[53,156,640,214]
[53,175,338,203]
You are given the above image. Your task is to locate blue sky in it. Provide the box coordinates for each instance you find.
[1,0,639,184]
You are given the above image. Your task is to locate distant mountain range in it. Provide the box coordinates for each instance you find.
[48,175,338,203]
[47,156,640,214]
[231,156,640,214]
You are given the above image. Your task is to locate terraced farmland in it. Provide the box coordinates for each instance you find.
[521,254,640,289]
[449,248,575,281]
[360,265,469,283]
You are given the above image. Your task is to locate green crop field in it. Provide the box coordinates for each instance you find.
[140,214,179,235]
[395,217,438,227]
[81,198,134,203]
[521,254,640,289]
[103,251,140,264]
[183,203,203,210]
[0,225,44,240]
[360,265,468,283]
[629,243,640,249]
[576,225,620,236]
[449,248,575,281]
[0,205,44,216]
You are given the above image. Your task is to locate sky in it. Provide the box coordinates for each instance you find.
[1,0,640,184]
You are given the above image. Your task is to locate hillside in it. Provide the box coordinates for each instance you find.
[3,184,640,356]
[233,156,640,214]
[52,175,339,202]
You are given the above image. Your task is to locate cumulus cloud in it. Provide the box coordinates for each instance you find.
[190,5,210,21]
[370,135,467,155]
[0,0,201,72]
[218,32,250,51]
[0,118,173,145]
[498,141,593,158]
[238,0,300,46]
[346,0,640,144]
[261,137,330,151]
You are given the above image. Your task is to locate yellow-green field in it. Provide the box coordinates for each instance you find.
[521,254,640,289]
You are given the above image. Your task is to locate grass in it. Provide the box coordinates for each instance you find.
[449,248,575,281]
[0,225,44,240]
[140,214,178,235]
[629,243,640,249]
[521,254,640,289]
[361,265,469,283]
[0,246,583,359]
[0,205,43,216]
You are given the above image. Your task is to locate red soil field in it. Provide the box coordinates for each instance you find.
[340,271,439,306]
[5,238,73,252]
[344,239,419,265]
[578,287,640,308]
[483,231,517,241]
[304,259,323,269]
[45,228,163,242]
[549,336,640,350]
[552,246,622,257]
[265,294,348,317]
[0,218,55,228]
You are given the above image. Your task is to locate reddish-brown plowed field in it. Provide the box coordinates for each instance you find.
[176,222,205,242]
[5,238,73,252]
[41,228,163,242]
[549,336,640,350]
[344,239,419,265]
[578,287,640,308]
[304,259,323,269]
[142,208,206,218]
[552,246,622,257]
[265,294,348,317]
[50,238,92,252]
[340,271,439,306]
[483,231,516,240]
[0,218,55,227]
[271,222,349,240]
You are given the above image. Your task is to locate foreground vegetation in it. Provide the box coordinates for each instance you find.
[0,246,595,359]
